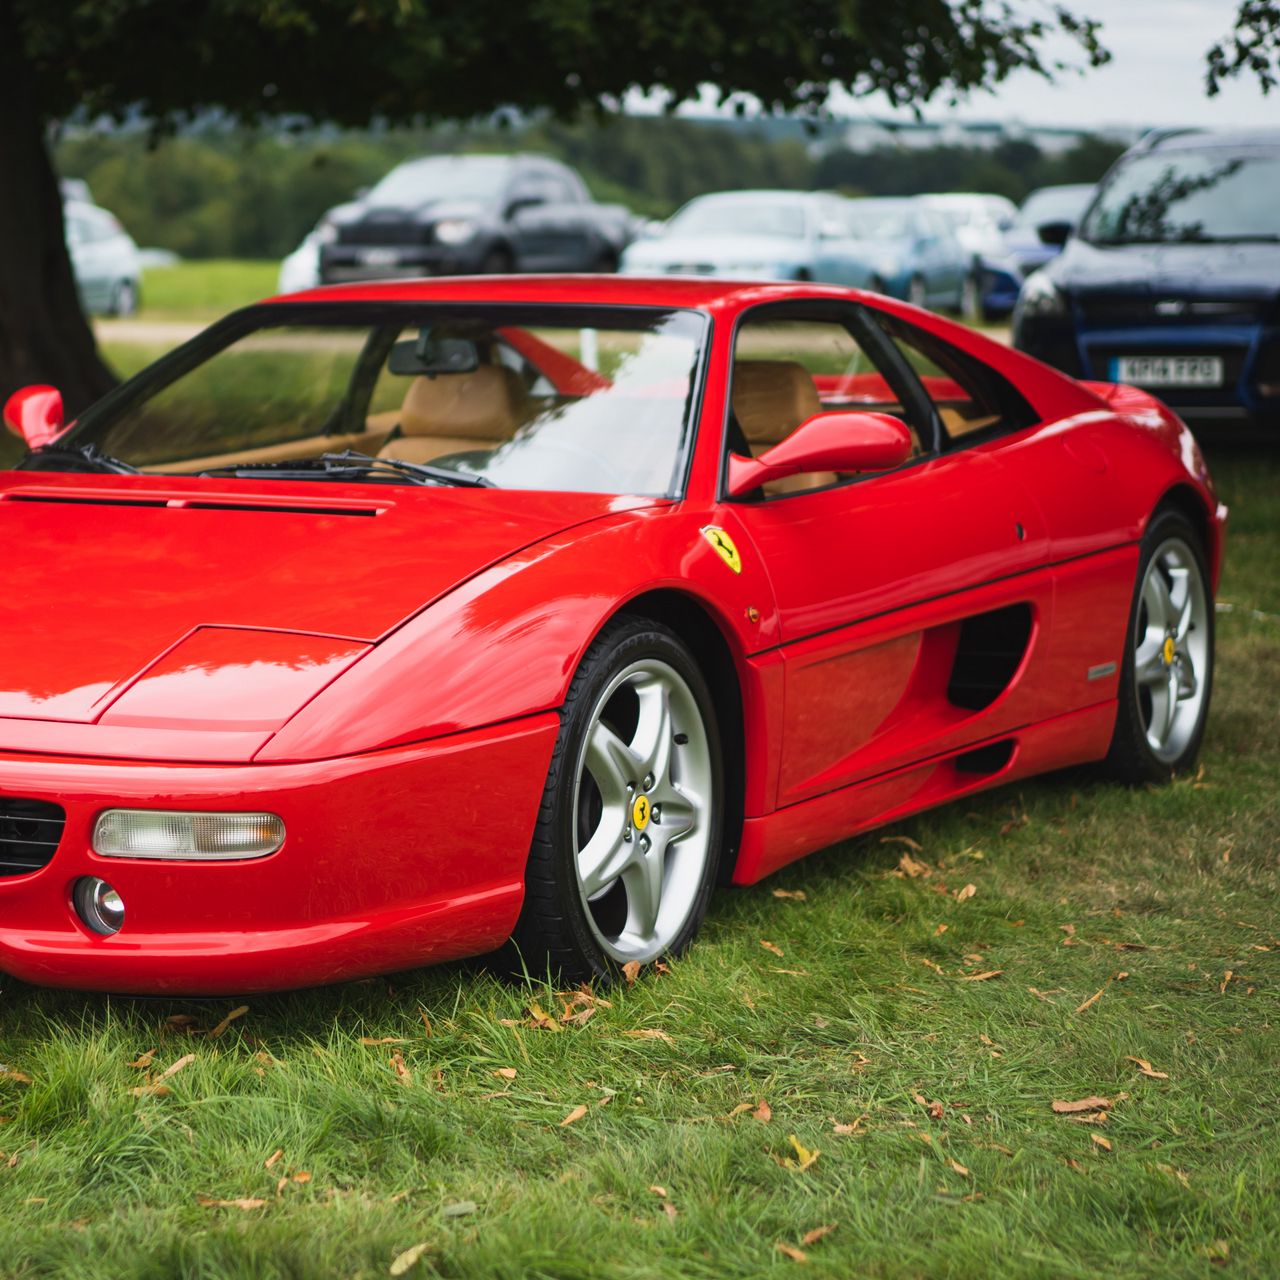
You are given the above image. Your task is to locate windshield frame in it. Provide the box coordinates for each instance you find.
[49,300,715,501]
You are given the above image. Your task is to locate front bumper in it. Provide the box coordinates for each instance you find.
[318,244,487,283]
[0,714,558,994]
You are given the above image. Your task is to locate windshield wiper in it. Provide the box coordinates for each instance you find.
[24,442,140,474]
[197,451,494,488]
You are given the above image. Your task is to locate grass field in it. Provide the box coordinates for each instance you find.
[136,260,281,320]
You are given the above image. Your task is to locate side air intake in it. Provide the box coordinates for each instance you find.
[947,604,1033,711]
[0,797,66,878]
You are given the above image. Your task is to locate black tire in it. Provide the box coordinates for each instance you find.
[481,245,514,274]
[868,275,888,296]
[1103,508,1214,785]
[509,615,724,984]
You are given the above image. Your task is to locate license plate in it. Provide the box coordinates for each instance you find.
[1110,355,1224,387]
[356,247,402,267]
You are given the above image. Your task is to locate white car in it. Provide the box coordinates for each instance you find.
[64,200,142,317]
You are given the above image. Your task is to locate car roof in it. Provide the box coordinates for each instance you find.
[267,274,866,314]
[1139,126,1280,154]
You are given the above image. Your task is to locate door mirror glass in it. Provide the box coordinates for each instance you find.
[728,410,913,498]
[3,385,65,450]
[1036,220,1073,247]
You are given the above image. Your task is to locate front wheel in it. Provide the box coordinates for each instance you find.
[511,617,723,983]
[1103,509,1213,783]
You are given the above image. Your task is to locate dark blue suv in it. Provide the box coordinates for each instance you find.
[1013,128,1280,431]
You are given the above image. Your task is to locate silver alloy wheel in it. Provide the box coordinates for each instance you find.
[571,658,714,963]
[908,275,927,307]
[1132,535,1210,763]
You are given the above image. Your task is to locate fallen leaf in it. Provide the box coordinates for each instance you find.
[661,1200,678,1222]
[420,1012,432,1036]
[361,1037,408,1046]
[560,1104,589,1127]
[772,889,807,900]
[442,1200,475,1218]
[164,1014,199,1033]
[801,1224,838,1246]
[1091,1134,1112,1152]
[197,1196,267,1210]
[897,852,932,878]
[775,1134,819,1171]
[648,1185,668,1198]
[725,1103,753,1119]
[621,960,641,986]
[207,1005,249,1040]
[525,1001,560,1031]
[1067,1111,1109,1126]
[388,1242,432,1275]
[621,1028,674,1044]
[760,940,785,958]
[752,1099,772,1123]
[934,923,948,936]
[127,1050,156,1070]
[1075,987,1107,1014]
[955,883,977,902]
[770,968,811,977]
[1156,1163,1192,1188]
[1125,1056,1169,1080]
[1052,1096,1112,1114]
[0,1071,32,1085]
[1220,970,1233,994]
[775,1243,808,1263]
[948,1159,970,1177]
[493,1067,517,1081]
[128,1083,171,1098]
[264,1149,284,1169]
[882,834,924,852]
[390,1052,412,1085]
[959,970,1003,982]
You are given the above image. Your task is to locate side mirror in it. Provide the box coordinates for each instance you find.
[1036,220,1073,248]
[727,411,913,498]
[3,385,65,450]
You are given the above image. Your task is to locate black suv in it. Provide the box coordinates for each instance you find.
[316,154,636,283]
[1013,128,1280,430]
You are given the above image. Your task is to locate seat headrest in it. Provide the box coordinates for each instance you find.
[399,365,527,441]
[732,360,822,446]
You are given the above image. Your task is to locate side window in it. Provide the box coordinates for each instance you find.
[870,313,1039,445]
[729,313,926,497]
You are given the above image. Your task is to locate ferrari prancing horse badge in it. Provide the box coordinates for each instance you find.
[700,526,742,574]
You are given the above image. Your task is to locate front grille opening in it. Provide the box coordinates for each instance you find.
[947,604,1034,711]
[0,797,67,878]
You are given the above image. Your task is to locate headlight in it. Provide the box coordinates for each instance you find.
[434,219,477,245]
[93,810,285,860]
[1016,269,1067,319]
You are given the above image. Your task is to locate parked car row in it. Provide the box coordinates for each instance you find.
[63,195,142,317]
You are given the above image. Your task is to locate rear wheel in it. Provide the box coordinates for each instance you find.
[1103,509,1213,783]
[511,617,723,983]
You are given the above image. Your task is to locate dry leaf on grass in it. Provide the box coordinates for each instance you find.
[1220,970,1234,994]
[760,940,785,957]
[197,1196,267,1210]
[390,1052,412,1085]
[360,1037,408,1046]
[774,1134,819,1171]
[775,1243,808,1263]
[948,1159,970,1177]
[0,1070,32,1085]
[913,1093,945,1120]
[493,1067,517,1081]
[832,1115,868,1135]
[772,889,807,900]
[752,1100,772,1123]
[801,1224,838,1246]
[560,1104,589,1127]
[524,1001,561,1032]
[621,1028,675,1044]
[896,852,932,879]
[207,1005,249,1039]
[1091,1134,1113,1152]
[959,970,1003,982]
[621,960,641,986]
[1075,987,1107,1014]
[882,835,923,852]
[1052,1096,1112,1114]
[389,1242,432,1275]
[442,1200,476,1218]
[955,883,977,902]
[264,1149,284,1169]
[648,1185,668,1198]
[1125,1056,1169,1080]
[127,1050,156,1070]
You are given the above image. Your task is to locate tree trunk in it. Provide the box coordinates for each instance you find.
[0,3,116,417]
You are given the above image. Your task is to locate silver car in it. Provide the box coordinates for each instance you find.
[64,200,142,316]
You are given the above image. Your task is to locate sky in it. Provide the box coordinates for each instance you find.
[656,1,1277,131]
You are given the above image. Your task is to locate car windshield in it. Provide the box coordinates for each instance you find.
[367,158,512,206]
[1080,149,1280,244]
[667,198,807,239]
[1016,186,1093,230]
[30,304,707,497]
[844,204,913,240]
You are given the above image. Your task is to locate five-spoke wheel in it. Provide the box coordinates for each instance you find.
[512,617,722,982]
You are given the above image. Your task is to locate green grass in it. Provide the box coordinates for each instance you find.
[1,449,1277,1280]
[136,260,281,320]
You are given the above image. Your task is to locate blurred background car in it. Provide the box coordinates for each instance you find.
[297,153,635,287]
[973,183,1096,317]
[63,199,142,316]
[843,197,972,310]
[923,191,1017,315]
[620,189,876,284]
[1013,127,1280,431]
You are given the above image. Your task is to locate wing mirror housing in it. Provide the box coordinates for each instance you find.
[1036,220,1073,248]
[727,411,914,498]
[3,385,65,450]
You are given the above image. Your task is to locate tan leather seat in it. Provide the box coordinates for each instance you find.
[731,359,835,495]
[378,365,527,465]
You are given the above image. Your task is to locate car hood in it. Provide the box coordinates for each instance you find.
[624,233,806,270]
[0,473,644,727]
[1054,238,1280,301]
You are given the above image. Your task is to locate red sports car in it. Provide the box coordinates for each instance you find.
[0,277,1225,993]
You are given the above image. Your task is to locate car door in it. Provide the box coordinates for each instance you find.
[721,301,1052,809]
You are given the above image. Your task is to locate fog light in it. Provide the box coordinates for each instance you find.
[74,877,125,935]
[92,810,285,860]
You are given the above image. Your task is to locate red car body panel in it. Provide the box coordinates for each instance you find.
[0,276,1226,992]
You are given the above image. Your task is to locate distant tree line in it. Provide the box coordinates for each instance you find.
[55,116,1126,261]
